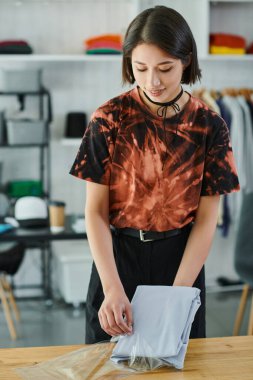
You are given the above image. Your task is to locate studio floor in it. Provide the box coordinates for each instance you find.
[0,288,251,348]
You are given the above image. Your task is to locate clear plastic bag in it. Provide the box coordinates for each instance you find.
[15,340,171,380]
[113,333,169,372]
[16,342,125,380]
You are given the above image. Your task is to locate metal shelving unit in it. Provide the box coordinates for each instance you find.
[0,87,52,199]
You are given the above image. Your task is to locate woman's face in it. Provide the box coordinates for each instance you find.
[131,43,185,103]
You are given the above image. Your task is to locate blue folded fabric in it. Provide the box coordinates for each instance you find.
[0,224,14,234]
[111,285,201,370]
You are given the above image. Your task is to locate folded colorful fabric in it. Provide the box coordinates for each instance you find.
[111,285,201,370]
[84,34,123,54]
[85,34,122,45]
[0,40,33,54]
[210,33,246,49]
[86,40,122,50]
[246,42,253,54]
[210,46,245,55]
[0,224,14,234]
[0,46,33,54]
[86,48,122,55]
[0,40,30,46]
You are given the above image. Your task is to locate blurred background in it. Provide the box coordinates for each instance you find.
[0,0,253,347]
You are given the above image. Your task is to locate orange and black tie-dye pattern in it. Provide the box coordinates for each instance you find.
[70,87,240,232]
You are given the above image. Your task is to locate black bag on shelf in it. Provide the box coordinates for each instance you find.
[65,112,87,138]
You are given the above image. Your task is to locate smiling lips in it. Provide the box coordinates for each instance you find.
[148,89,165,97]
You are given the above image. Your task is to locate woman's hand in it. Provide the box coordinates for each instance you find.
[98,288,133,337]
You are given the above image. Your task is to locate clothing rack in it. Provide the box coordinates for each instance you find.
[193,87,253,101]
[199,87,253,233]
[193,87,253,290]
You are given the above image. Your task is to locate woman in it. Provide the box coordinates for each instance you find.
[70,6,240,344]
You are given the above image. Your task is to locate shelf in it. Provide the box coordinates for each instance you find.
[199,54,253,61]
[0,54,252,64]
[0,143,48,148]
[0,90,49,96]
[61,138,81,146]
[3,192,49,201]
[0,54,123,63]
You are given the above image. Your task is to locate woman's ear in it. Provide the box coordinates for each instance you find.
[183,53,192,69]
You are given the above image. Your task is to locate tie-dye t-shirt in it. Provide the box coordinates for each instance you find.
[70,87,240,232]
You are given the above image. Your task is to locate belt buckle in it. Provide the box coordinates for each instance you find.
[139,230,153,242]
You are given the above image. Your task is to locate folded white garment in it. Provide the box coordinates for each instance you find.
[111,285,201,370]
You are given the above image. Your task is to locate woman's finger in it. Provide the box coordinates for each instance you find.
[114,307,132,334]
[99,309,121,336]
[124,305,133,333]
[105,309,126,335]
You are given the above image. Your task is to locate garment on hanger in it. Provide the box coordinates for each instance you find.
[237,96,253,193]
[215,97,233,236]
[193,89,253,234]
[247,100,253,127]
[222,95,245,227]
[201,90,221,113]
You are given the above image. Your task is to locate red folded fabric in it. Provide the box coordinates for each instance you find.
[210,33,246,49]
[85,34,122,45]
[85,41,122,50]
[246,42,253,54]
[0,40,30,46]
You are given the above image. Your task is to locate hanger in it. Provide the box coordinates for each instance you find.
[221,88,238,97]
[192,87,206,99]
[209,89,222,100]
[238,88,253,101]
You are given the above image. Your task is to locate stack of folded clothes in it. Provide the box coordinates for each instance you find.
[84,34,122,54]
[210,33,246,55]
[0,40,33,54]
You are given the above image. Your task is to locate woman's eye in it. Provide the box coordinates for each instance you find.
[159,68,172,73]
[135,67,173,72]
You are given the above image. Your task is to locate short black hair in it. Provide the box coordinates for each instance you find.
[122,6,201,85]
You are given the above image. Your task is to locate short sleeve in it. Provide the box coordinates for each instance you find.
[69,115,116,185]
[201,120,240,196]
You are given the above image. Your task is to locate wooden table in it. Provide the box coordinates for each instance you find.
[0,336,253,379]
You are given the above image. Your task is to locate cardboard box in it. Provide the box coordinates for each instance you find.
[6,119,46,145]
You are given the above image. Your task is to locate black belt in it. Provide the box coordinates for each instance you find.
[112,223,193,243]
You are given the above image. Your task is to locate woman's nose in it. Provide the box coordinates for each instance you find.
[148,71,161,87]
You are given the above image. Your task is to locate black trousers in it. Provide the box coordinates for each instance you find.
[85,223,206,344]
